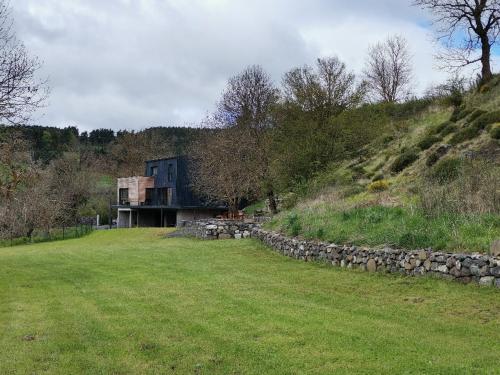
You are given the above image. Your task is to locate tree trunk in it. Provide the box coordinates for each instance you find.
[267,190,278,215]
[480,35,492,84]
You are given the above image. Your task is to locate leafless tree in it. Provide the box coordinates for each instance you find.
[217,65,279,130]
[189,125,262,214]
[209,65,280,213]
[414,0,499,84]
[0,0,47,125]
[283,56,366,121]
[363,35,414,103]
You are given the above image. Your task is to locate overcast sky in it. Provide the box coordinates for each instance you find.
[12,0,500,132]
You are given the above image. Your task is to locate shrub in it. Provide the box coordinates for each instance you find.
[449,126,481,145]
[431,121,452,135]
[471,110,500,130]
[450,107,472,122]
[285,213,302,237]
[372,173,384,182]
[367,180,389,192]
[281,192,298,210]
[417,134,441,150]
[467,109,487,123]
[420,159,500,216]
[490,124,500,140]
[430,157,462,182]
[439,123,458,136]
[390,149,419,173]
[425,144,451,167]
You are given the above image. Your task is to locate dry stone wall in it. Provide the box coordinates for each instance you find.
[178,220,500,288]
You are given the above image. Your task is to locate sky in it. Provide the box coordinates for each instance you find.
[12,0,500,132]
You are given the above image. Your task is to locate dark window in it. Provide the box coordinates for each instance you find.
[119,188,129,205]
[145,188,154,205]
[167,164,175,182]
[160,188,173,206]
[150,166,158,176]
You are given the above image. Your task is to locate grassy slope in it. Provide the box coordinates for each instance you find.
[268,79,500,253]
[1,229,499,374]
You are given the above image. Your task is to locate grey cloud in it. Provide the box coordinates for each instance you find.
[11,0,489,131]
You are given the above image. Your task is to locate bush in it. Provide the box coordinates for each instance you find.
[430,157,462,182]
[372,173,384,182]
[467,109,487,123]
[285,213,302,237]
[425,144,451,167]
[367,180,389,192]
[450,107,472,122]
[471,110,500,130]
[490,124,500,140]
[449,126,481,145]
[390,149,419,173]
[439,123,458,136]
[281,192,298,210]
[417,134,441,150]
[420,159,500,216]
[431,121,452,135]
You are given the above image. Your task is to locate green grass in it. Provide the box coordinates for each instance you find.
[268,206,500,253]
[0,229,499,374]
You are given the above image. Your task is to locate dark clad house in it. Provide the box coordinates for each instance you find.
[115,156,225,227]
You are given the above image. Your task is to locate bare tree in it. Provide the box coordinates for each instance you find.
[0,0,47,125]
[217,64,279,129]
[363,35,414,103]
[189,125,262,214]
[283,56,366,121]
[414,0,499,84]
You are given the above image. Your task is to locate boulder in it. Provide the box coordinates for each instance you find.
[478,276,495,287]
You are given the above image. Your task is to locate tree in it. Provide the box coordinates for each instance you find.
[283,56,366,121]
[363,35,414,103]
[217,65,279,129]
[414,0,499,84]
[189,125,262,214]
[211,65,279,212]
[0,1,47,124]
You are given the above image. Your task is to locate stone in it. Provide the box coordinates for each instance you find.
[437,265,448,273]
[490,239,500,257]
[218,233,232,240]
[418,250,428,260]
[490,266,500,277]
[234,233,242,240]
[404,262,415,270]
[495,279,500,288]
[423,259,432,271]
[478,276,495,286]
[470,264,488,277]
[206,224,218,230]
[366,258,377,272]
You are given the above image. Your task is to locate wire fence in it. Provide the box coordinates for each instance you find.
[0,223,94,248]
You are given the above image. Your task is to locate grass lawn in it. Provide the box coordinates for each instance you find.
[0,229,499,374]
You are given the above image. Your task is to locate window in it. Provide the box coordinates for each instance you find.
[150,166,158,176]
[160,188,173,206]
[119,188,129,205]
[167,164,175,182]
[145,188,154,205]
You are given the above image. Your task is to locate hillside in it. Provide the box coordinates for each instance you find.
[265,77,500,254]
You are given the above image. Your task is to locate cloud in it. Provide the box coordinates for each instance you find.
[11,0,497,131]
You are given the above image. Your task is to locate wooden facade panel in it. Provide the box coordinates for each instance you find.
[117,177,155,206]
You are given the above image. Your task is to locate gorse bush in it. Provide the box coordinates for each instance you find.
[390,149,419,173]
[450,126,481,145]
[450,106,472,122]
[367,180,389,192]
[490,124,500,139]
[470,110,500,130]
[430,157,462,182]
[417,134,441,150]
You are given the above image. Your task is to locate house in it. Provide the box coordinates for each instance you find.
[115,156,226,227]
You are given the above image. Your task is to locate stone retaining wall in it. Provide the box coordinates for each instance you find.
[251,228,500,288]
[178,219,258,240]
[177,220,500,288]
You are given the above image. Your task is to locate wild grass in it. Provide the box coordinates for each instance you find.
[267,205,499,253]
[0,229,499,374]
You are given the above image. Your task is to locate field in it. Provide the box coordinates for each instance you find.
[1,229,499,374]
